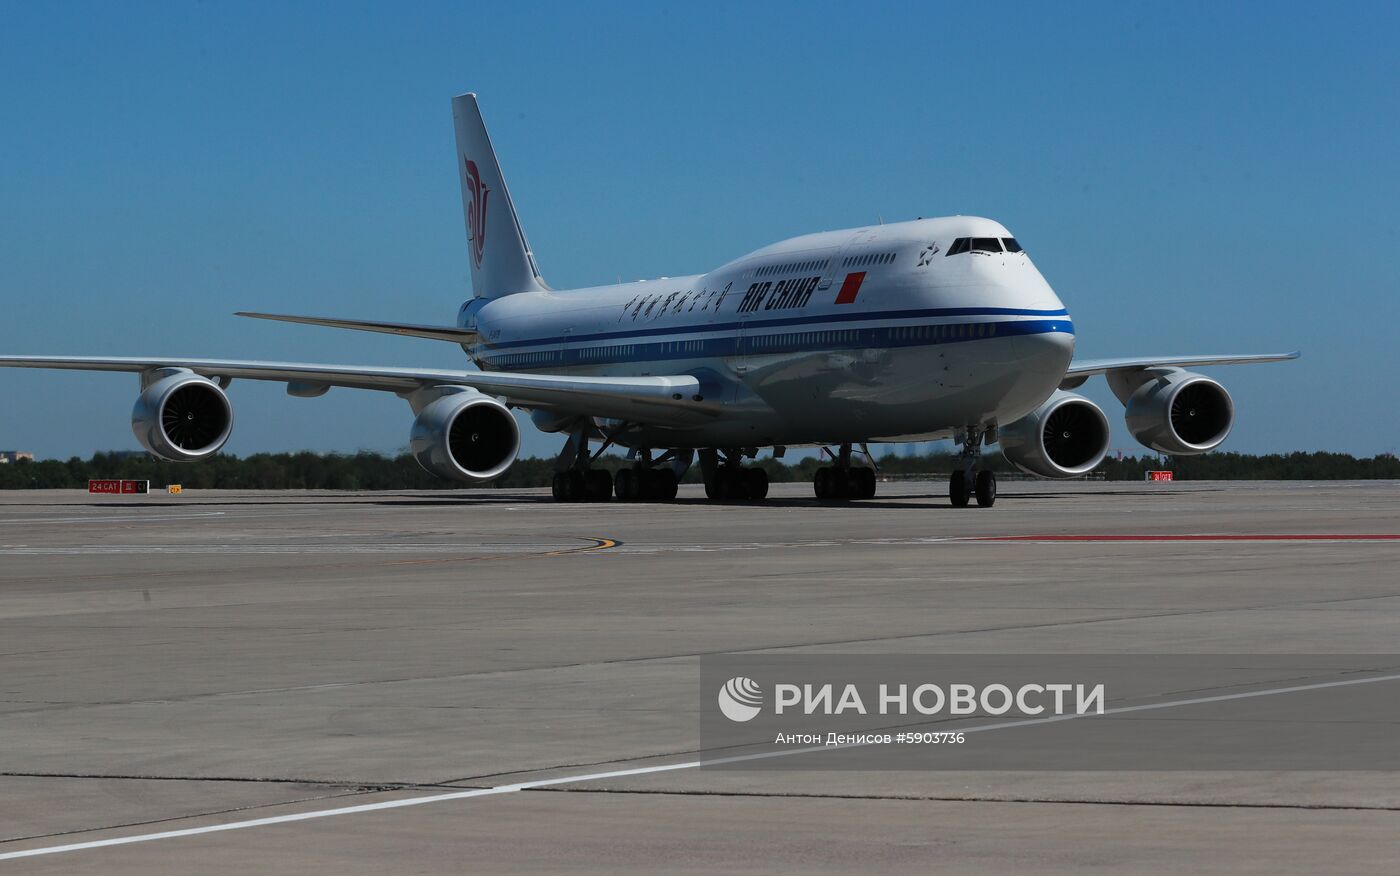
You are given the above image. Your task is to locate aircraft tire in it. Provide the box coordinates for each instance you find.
[614,468,636,501]
[745,467,769,500]
[949,470,971,507]
[975,470,997,507]
[830,468,853,501]
[855,467,877,500]
[654,468,679,500]
[587,469,613,502]
[555,470,585,502]
[704,473,722,500]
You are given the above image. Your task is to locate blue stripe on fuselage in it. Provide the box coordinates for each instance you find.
[479,305,1070,353]
[477,316,1073,372]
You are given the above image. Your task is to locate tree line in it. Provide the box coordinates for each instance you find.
[1,449,1396,490]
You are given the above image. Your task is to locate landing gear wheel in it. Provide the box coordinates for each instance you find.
[614,468,638,501]
[854,467,876,500]
[654,468,679,500]
[949,470,971,508]
[618,467,679,502]
[554,470,585,502]
[641,468,664,499]
[974,470,996,508]
[831,468,852,500]
[586,469,613,502]
[723,468,744,500]
[815,465,868,500]
[551,472,565,501]
[745,467,769,500]
[707,467,749,500]
[704,470,725,500]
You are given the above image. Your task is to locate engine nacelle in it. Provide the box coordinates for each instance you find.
[1119,369,1234,455]
[131,371,234,461]
[409,389,520,482]
[999,390,1111,479]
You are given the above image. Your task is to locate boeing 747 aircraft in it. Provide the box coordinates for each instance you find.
[0,93,1297,506]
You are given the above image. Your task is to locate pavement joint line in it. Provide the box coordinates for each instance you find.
[0,512,227,525]
[0,534,618,586]
[7,600,1395,716]
[3,670,1399,861]
[0,787,379,849]
[528,787,1400,812]
[0,771,426,788]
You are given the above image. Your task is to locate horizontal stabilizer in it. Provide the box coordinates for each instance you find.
[235,312,479,344]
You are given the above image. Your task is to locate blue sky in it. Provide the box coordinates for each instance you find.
[2,2,1397,461]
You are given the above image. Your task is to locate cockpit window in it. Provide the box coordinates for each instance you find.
[1002,237,1023,253]
[970,237,1003,253]
[945,237,970,256]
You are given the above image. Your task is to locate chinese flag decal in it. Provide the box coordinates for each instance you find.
[835,272,866,305]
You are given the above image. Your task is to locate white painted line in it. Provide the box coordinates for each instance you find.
[0,762,703,861]
[2,670,1397,861]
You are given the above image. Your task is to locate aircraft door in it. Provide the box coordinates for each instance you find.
[825,230,879,308]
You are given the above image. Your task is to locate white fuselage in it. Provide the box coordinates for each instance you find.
[459,216,1075,448]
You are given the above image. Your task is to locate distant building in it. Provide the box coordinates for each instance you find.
[0,451,35,464]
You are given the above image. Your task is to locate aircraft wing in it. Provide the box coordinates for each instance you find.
[1061,351,1299,387]
[0,356,714,426]
[235,312,479,343]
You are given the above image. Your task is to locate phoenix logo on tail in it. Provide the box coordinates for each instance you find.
[464,157,489,268]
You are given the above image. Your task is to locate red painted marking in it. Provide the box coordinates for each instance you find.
[834,272,866,305]
[974,534,1400,542]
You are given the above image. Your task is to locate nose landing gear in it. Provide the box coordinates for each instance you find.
[950,426,997,508]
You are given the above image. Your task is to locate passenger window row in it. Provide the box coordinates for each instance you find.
[754,258,829,278]
[945,237,1023,256]
[843,251,896,268]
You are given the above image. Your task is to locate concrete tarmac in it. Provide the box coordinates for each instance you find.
[0,480,1397,872]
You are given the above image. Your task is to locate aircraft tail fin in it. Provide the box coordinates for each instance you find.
[451,93,549,299]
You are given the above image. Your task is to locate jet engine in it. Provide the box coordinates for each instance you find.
[409,389,520,482]
[998,391,1111,479]
[131,371,234,461]
[1115,369,1234,454]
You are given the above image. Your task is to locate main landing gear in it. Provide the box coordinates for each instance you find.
[700,449,769,501]
[550,468,614,503]
[548,422,683,503]
[614,464,679,502]
[812,443,877,500]
[551,423,613,502]
[949,426,996,508]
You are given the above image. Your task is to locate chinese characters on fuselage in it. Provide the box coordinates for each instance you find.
[618,282,733,322]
